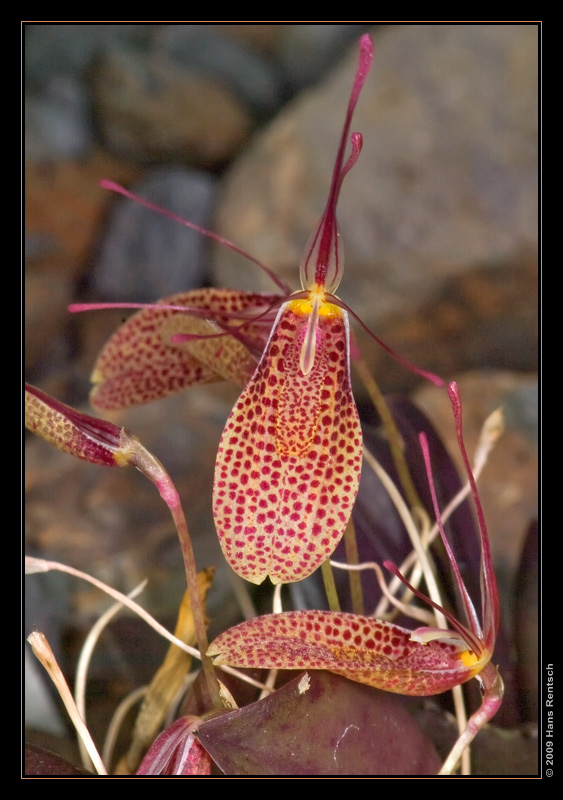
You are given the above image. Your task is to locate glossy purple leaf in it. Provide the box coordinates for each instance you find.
[323,396,480,618]
[334,396,515,723]
[385,395,481,597]
[386,397,517,727]
[196,670,441,776]
[24,743,93,776]
[514,519,538,723]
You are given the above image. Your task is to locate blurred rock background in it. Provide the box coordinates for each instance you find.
[24,23,538,774]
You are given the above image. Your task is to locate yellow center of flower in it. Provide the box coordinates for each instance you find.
[285,289,343,375]
[288,288,340,319]
[460,649,480,668]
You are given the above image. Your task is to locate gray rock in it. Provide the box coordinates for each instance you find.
[25,75,94,162]
[152,24,284,117]
[275,23,374,92]
[92,167,218,301]
[24,23,152,88]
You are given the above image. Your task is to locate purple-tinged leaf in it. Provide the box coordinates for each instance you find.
[382,396,516,726]
[514,519,538,723]
[196,671,441,776]
[25,743,93,776]
[324,396,480,618]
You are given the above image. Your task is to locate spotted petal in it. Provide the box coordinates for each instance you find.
[213,299,362,585]
[208,609,484,697]
[90,288,280,411]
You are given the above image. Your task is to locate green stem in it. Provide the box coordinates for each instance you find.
[321,559,341,611]
[343,518,364,614]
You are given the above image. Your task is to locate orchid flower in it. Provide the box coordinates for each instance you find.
[207,382,504,774]
[210,36,440,587]
[211,36,375,586]
[72,37,372,586]
[77,34,444,587]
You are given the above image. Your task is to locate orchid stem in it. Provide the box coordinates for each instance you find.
[343,517,364,614]
[162,496,222,710]
[439,663,504,775]
[321,559,341,612]
[128,444,222,711]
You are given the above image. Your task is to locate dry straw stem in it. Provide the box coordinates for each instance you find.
[74,580,148,771]
[25,556,272,694]
[27,631,107,775]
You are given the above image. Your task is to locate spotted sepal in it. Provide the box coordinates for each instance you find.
[90,289,280,411]
[208,609,484,697]
[213,299,363,585]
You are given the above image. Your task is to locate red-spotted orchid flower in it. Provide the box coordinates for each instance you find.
[208,382,503,774]
[73,34,440,586]
[211,35,375,586]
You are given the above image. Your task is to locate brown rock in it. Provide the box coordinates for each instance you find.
[214,24,284,54]
[92,47,252,167]
[25,150,140,266]
[25,254,75,376]
[24,151,140,386]
[352,252,538,397]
